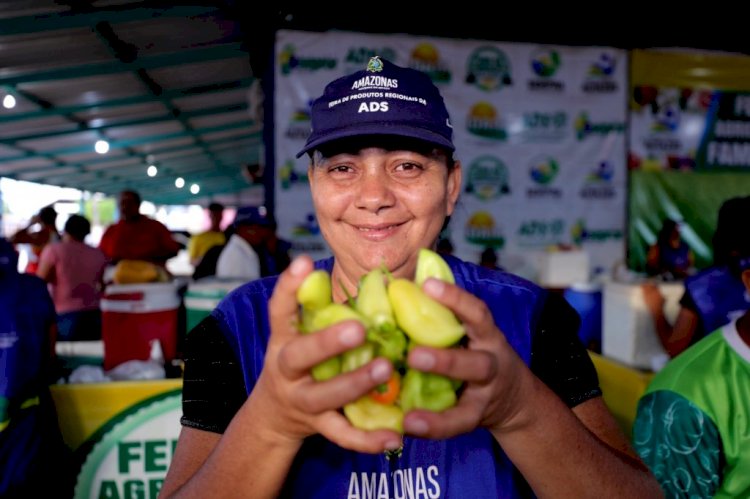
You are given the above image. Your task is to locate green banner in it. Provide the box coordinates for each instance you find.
[628,170,750,271]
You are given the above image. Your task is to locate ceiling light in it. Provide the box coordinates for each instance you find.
[147,165,157,177]
[94,139,110,154]
[190,183,200,194]
[175,177,185,188]
[2,95,16,109]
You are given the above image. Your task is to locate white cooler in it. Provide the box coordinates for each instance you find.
[602,280,683,369]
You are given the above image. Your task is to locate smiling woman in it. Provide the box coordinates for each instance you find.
[161,57,662,499]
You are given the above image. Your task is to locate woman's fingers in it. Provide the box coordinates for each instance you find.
[268,255,314,340]
[422,279,496,340]
[277,319,366,379]
[290,358,394,413]
[408,346,496,385]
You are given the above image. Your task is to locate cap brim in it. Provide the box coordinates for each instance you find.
[295,124,455,158]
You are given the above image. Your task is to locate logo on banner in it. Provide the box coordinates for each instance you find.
[571,219,623,245]
[466,102,507,140]
[517,218,566,247]
[278,45,337,75]
[278,160,309,190]
[582,52,618,93]
[464,156,511,200]
[465,46,512,92]
[344,47,398,72]
[574,112,625,140]
[465,211,505,249]
[409,43,451,84]
[285,107,311,141]
[520,111,568,142]
[290,213,328,255]
[528,48,564,92]
[580,161,616,199]
[73,391,181,499]
[527,156,562,199]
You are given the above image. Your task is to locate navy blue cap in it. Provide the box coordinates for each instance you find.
[233,205,273,227]
[296,56,455,158]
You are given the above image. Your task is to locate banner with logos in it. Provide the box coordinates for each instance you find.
[628,49,750,271]
[274,30,627,280]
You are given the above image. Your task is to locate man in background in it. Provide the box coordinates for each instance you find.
[187,202,226,268]
[10,205,60,274]
[98,189,181,267]
[215,206,291,281]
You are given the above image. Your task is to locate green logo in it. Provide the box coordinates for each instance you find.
[466,46,512,91]
[575,112,625,140]
[464,156,510,200]
[279,45,337,75]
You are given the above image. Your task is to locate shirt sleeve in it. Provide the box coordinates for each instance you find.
[180,315,247,433]
[530,292,602,407]
[633,391,722,497]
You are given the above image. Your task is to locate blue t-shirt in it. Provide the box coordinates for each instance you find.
[184,255,598,498]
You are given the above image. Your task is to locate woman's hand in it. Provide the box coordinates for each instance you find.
[249,255,403,453]
[400,278,532,438]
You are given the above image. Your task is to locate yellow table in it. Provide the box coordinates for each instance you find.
[589,352,655,437]
[50,379,182,498]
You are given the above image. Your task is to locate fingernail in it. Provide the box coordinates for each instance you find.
[404,418,428,435]
[410,349,435,370]
[338,324,361,346]
[423,278,444,297]
[370,360,391,383]
[289,257,306,276]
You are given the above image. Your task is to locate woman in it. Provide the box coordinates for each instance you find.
[37,214,107,341]
[645,218,693,280]
[161,57,660,498]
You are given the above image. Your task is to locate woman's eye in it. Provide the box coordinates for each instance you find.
[328,165,352,174]
[394,162,424,174]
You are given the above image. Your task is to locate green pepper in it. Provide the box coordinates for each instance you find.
[414,248,455,287]
[341,343,376,373]
[305,303,366,381]
[388,279,465,347]
[399,369,457,412]
[366,325,407,364]
[343,396,404,433]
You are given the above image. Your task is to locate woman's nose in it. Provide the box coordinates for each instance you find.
[354,170,396,212]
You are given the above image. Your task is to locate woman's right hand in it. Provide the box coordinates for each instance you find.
[248,255,403,454]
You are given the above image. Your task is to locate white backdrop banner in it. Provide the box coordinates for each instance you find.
[273,30,627,280]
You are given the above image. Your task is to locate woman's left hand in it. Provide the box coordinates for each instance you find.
[400,278,533,438]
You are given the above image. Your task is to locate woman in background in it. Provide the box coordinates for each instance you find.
[37,214,107,341]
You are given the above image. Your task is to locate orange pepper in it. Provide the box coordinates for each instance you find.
[369,372,401,405]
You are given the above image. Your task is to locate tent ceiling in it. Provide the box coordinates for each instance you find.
[1,3,743,206]
[0,2,261,206]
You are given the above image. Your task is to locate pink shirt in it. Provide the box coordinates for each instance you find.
[38,240,107,314]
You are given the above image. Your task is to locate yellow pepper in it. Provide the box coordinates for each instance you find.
[388,279,465,347]
[305,303,366,381]
[343,396,404,433]
[414,248,455,286]
[399,369,457,412]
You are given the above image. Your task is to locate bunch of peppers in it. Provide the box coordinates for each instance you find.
[296,248,465,433]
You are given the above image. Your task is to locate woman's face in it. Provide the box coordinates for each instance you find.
[308,143,461,292]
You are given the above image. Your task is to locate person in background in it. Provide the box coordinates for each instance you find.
[642,196,750,357]
[632,226,750,497]
[645,218,693,280]
[479,246,503,271]
[36,214,107,341]
[98,189,181,267]
[162,57,660,498]
[215,206,291,281]
[10,205,60,274]
[0,238,73,497]
[187,202,226,267]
